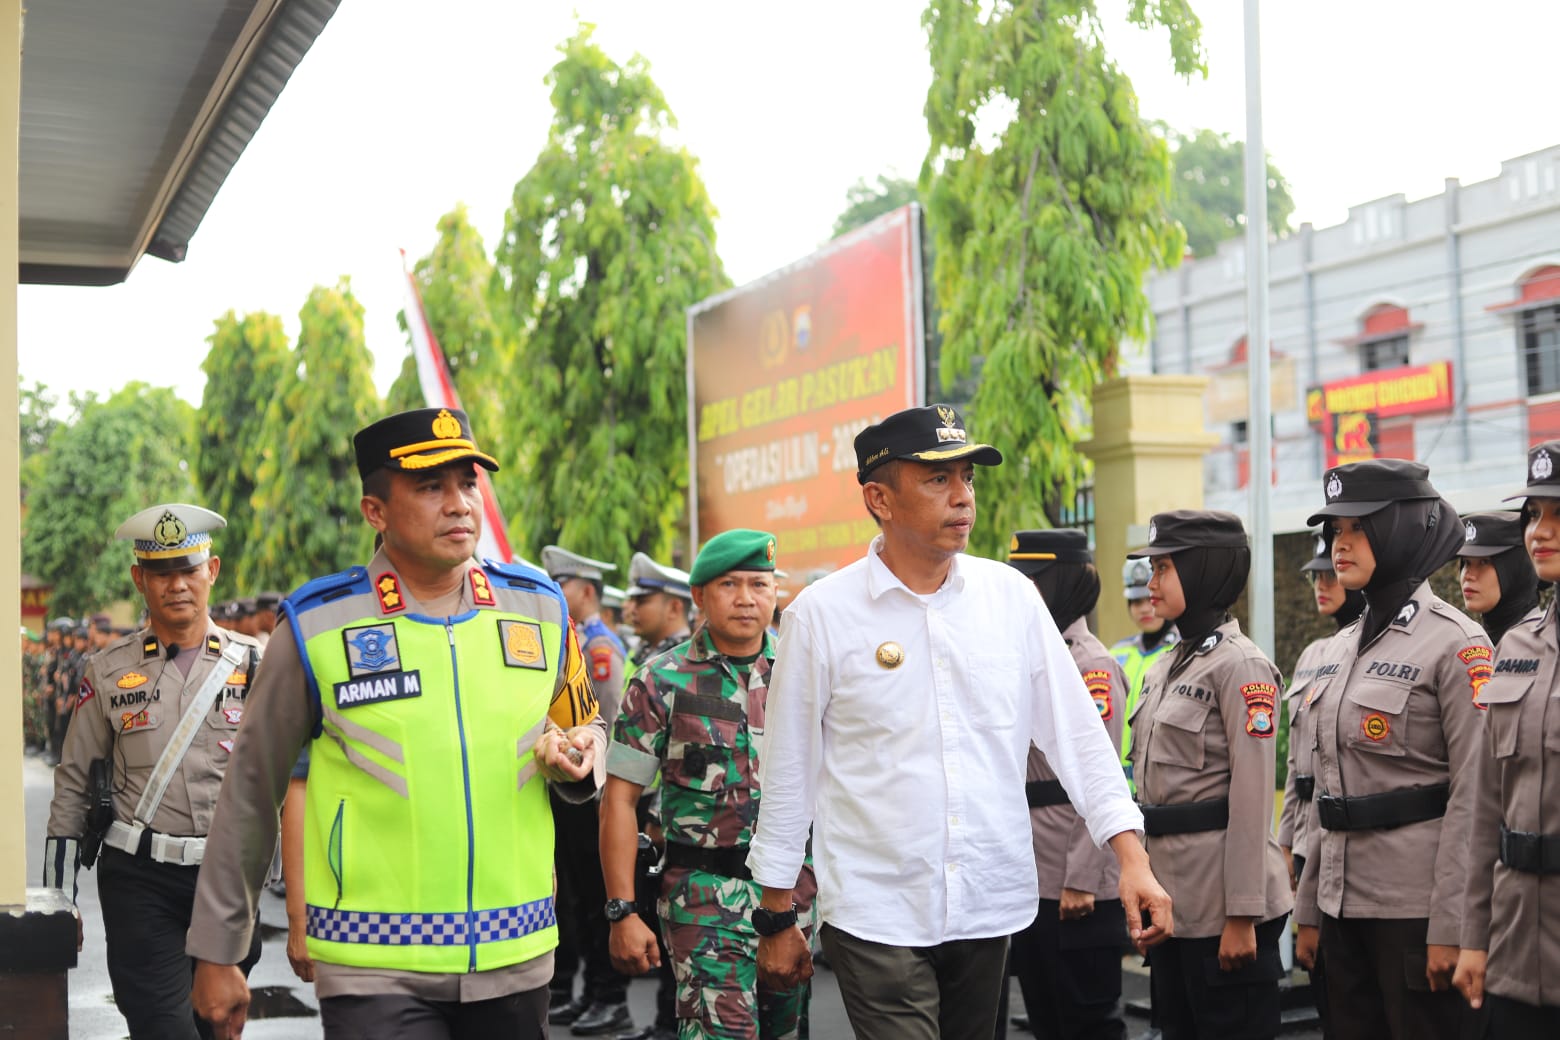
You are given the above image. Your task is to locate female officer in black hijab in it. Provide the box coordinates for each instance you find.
[1457,511,1542,648]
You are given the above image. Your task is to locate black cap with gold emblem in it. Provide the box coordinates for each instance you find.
[1299,530,1334,574]
[853,404,1003,484]
[1305,458,1437,525]
[1127,510,1248,558]
[114,503,226,573]
[1006,529,1091,577]
[1457,511,1525,559]
[353,407,498,481]
[1503,439,1560,502]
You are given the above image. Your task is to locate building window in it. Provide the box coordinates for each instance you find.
[1231,420,1249,445]
[1522,305,1560,396]
[1361,335,1409,371]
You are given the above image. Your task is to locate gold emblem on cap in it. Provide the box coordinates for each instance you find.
[937,405,956,428]
[1010,534,1019,552]
[876,642,905,669]
[766,538,776,563]
[431,408,462,439]
[152,511,188,549]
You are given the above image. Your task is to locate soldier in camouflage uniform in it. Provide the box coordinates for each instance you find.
[602,529,816,1040]
[22,627,49,752]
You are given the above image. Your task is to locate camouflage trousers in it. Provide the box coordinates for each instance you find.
[22,690,49,748]
[659,866,814,1040]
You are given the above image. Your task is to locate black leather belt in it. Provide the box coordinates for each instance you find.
[1026,779,1071,809]
[1139,798,1229,836]
[1315,783,1449,832]
[1293,774,1315,802]
[663,841,752,880]
[1499,825,1560,874]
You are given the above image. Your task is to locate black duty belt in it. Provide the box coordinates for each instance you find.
[1315,783,1449,832]
[1026,779,1071,809]
[1139,798,1229,837]
[1499,825,1560,874]
[663,841,752,881]
[1293,774,1315,802]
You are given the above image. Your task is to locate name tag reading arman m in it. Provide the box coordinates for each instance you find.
[334,670,423,709]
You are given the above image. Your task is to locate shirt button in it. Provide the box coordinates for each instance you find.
[950,815,960,827]
[948,863,959,874]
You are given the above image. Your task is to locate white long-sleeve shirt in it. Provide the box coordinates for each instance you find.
[747,536,1143,946]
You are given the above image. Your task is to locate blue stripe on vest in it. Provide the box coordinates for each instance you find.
[305,897,557,946]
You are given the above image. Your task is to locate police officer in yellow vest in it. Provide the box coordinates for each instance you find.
[188,407,605,1040]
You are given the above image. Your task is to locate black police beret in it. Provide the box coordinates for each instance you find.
[1128,510,1248,558]
[1007,529,1092,576]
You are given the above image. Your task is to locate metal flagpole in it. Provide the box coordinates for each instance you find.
[1244,0,1274,661]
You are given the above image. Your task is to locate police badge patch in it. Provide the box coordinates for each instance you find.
[343,624,401,677]
[1084,669,1113,721]
[1242,682,1277,739]
[499,620,548,670]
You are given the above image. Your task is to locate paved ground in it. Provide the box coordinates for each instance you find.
[24,750,1320,1038]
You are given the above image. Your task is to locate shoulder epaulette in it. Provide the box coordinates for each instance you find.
[284,567,370,615]
[482,558,555,591]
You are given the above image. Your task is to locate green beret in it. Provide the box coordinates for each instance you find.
[689,529,778,586]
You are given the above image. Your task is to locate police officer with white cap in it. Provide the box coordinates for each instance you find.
[43,503,262,1039]
[542,545,634,1035]
[625,552,694,668]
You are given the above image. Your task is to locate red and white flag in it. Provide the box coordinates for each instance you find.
[399,250,514,564]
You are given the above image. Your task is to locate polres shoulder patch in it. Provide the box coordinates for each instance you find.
[1083,668,1113,721]
[1242,682,1277,739]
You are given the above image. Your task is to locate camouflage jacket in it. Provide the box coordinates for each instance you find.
[608,622,774,850]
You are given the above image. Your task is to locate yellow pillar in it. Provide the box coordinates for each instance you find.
[1081,375,1219,647]
[0,0,23,908]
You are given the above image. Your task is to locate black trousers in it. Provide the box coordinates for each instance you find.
[820,921,1008,1040]
[549,793,627,1004]
[320,987,549,1039]
[1487,994,1560,1040]
[1009,899,1127,1040]
[97,846,261,1040]
[1148,914,1287,1040]
[1319,914,1467,1040]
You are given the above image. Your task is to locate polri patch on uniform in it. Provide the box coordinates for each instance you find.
[499,620,548,670]
[1242,682,1277,738]
[343,624,400,678]
[1361,712,1390,742]
[334,669,423,709]
[375,572,406,614]
[1084,669,1113,720]
[470,567,497,607]
[222,707,243,725]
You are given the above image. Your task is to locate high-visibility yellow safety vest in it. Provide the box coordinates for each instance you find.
[287,558,594,974]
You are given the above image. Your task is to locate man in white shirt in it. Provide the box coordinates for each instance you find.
[746,404,1172,1040]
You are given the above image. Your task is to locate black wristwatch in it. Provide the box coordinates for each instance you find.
[751,903,798,937]
[604,898,637,922]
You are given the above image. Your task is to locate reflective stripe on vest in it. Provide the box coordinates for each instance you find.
[294,581,564,974]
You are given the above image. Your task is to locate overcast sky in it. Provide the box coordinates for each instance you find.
[19,0,1560,407]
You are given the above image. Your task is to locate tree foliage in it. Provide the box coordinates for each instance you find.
[1168,127,1294,257]
[921,0,1203,554]
[395,205,522,510]
[384,352,423,414]
[494,26,727,565]
[195,310,291,590]
[249,279,380,592]
[831,174,920,239]
[22,384,197,616]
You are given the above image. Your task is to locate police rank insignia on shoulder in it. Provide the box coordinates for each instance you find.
[375,572,405,614]
[206,635,223,657]
[343,624,400,677]
[1084,669,1113,720]
[1242,682,1277,738]
[1393,601,1420,627]
[142,637,160,659]
[1195,632,1223,655]
[499,620,547,670]
[470,568,496,607]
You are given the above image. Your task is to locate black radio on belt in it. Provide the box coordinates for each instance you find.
[634,831,663,911]
[1292,774,1316,802]
[79,758,115,870]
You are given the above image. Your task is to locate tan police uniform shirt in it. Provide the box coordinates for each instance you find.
[579,612,626,726]
[1461,602,1560,1006]
[47,623,261,841]
[1128,618,1293,939]
[1278,636,1332,858]
[1027,619,1127,901]
[1293,584,1490,946]
[186,551,608,1001]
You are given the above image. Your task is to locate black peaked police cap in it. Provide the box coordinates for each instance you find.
[854,404,1003,484]
[1127,510,1248,558]
[1305,458,1437,526]
[1504,439,1560,502]
[1007,529,1092,577]
[354,407,499,481]
[1457,511,1525,559]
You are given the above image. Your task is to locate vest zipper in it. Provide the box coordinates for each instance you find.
[447,619,479,973]
[328,798,345,910]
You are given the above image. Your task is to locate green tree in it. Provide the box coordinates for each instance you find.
[831,174,920,238]
[384,353,423,414]
[395,205,521,507]
[22,383,197,615]
[19,379,58,467]
[494,26,727,565]
[195,310,291,590]
[921,0,1203,554]
[1168,127,1294,257]
[249,279,380,591]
